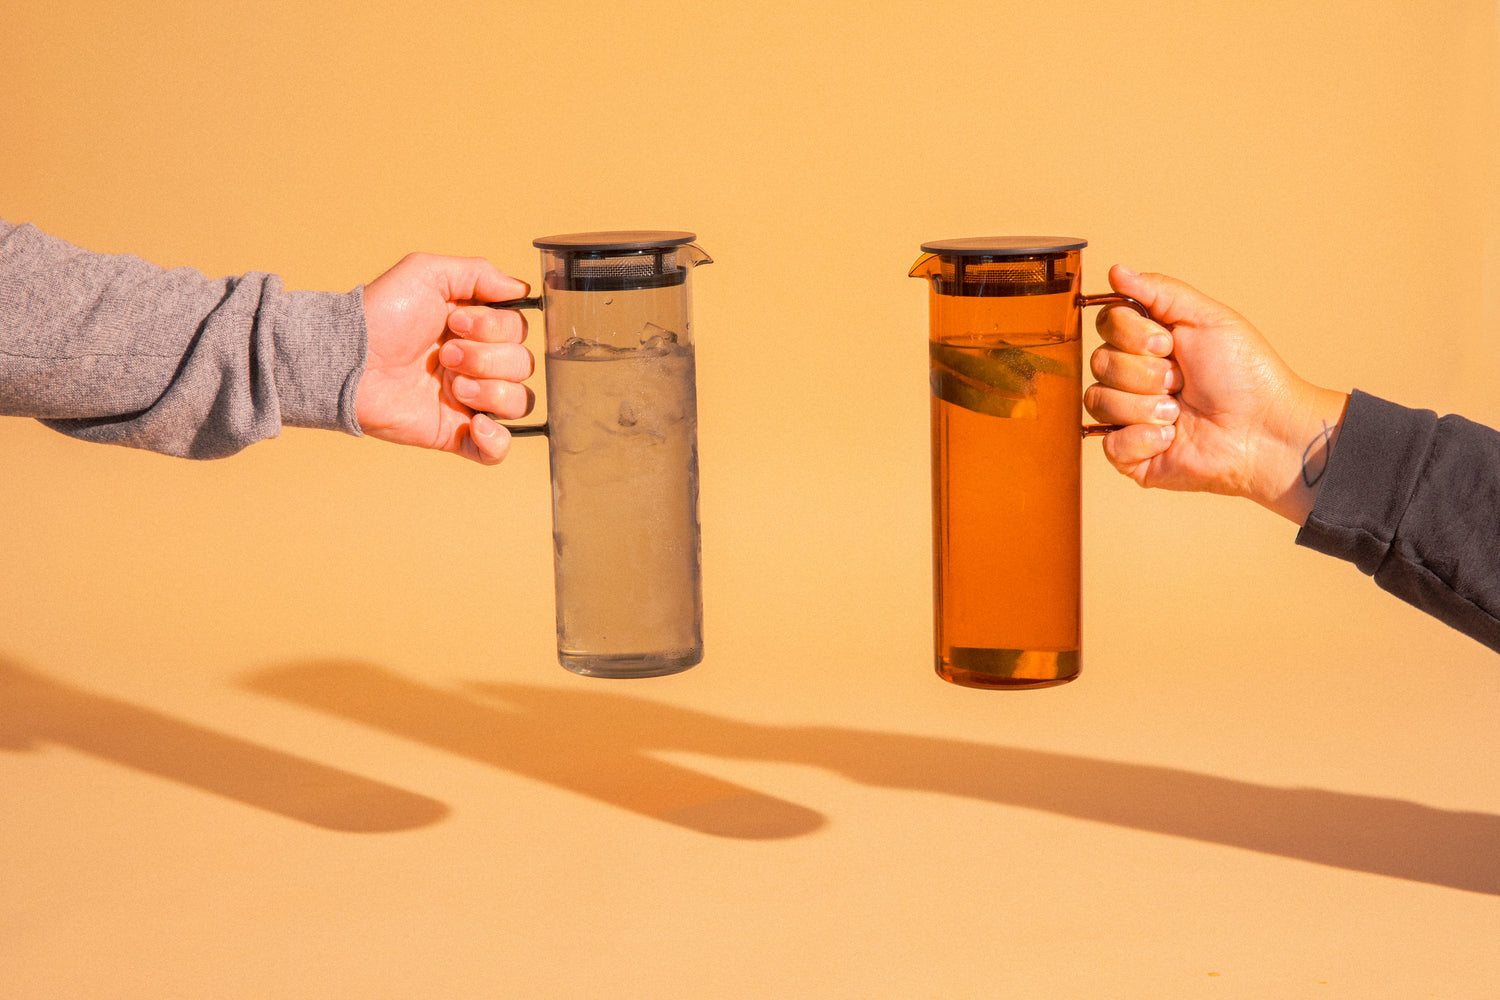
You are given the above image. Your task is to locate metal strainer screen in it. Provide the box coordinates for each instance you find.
[917,236,1086,297]
[534,230,699,293]
[546,248,685,292]
[931,255,1074,297]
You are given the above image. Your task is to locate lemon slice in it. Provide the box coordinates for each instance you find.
[929,343,1068,419]
[930,366,1038,419]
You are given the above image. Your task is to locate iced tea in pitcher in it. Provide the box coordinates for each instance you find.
[913,239,1086,688]
[495,231,712,679]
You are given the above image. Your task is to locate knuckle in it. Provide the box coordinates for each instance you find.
[481,346,518,378]
[486,382,513,413]
[1096,306,1136,341]
[477,311,509,342]
[1090,346,1115,382]
[1102,435,1129,467]
[492,381,533,418]
[482,353,509,379]
[508,344,535,378]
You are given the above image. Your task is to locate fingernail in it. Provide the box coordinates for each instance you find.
[1117,265,1138,278]
[453,376,478,401]
[1164,368,1181,392]
[439,342,463,367]
[1160,423,1176,442]
[1147,334,1171,355]
[1155,397,1180,421]
[472,413,496,438]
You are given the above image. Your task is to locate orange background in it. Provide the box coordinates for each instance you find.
[2,2,1498,996]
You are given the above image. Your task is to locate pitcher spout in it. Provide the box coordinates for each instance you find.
[678,243,713,269]
[907,252,940,281]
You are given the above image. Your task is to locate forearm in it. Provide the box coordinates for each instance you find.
[0,220,366,458]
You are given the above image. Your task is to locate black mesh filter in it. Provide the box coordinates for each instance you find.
[535,230,698,293]
[928,253,1074,297]
[918,237,1084,297]
[544,248,688,292]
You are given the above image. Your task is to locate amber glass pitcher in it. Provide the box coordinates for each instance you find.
[909,237,1145,689]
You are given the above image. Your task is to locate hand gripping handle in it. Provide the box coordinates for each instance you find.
[1079,292,1152,438]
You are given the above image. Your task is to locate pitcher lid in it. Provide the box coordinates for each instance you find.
[920,236,1087,256]
[534,231,698,252]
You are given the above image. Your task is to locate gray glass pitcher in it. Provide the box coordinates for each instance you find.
[492,231,712,678]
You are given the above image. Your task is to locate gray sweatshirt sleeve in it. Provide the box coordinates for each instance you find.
[1296,389,1500,652]
[0,219,367,459]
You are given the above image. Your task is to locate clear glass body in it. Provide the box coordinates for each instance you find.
[914,249,1084,689]
[538,248,705,678]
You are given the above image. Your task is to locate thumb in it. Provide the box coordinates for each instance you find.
[425,254,530,305]
[1108,265,1238,330]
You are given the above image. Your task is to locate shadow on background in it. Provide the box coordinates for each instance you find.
[0,658,447,833]
[246,660,826,840]
[246,660,1500,895]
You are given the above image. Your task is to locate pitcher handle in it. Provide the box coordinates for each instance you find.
[1078,292,1152,438]
[483,296,548,437]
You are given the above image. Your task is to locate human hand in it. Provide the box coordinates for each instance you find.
[357,253,534,465]
[1084,266,1348,524]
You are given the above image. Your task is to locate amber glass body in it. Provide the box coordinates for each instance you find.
[921,249,1084,689]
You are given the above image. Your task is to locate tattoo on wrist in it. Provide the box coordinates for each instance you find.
[1301,420,1338,489]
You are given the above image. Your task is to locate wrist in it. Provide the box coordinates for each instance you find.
[1249,385,1350,525]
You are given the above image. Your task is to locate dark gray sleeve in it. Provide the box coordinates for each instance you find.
[1296,389,1500,652]
[0,219,367,459]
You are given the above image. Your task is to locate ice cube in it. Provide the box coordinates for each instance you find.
[637,323,678,354]
[557,337,629,361]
